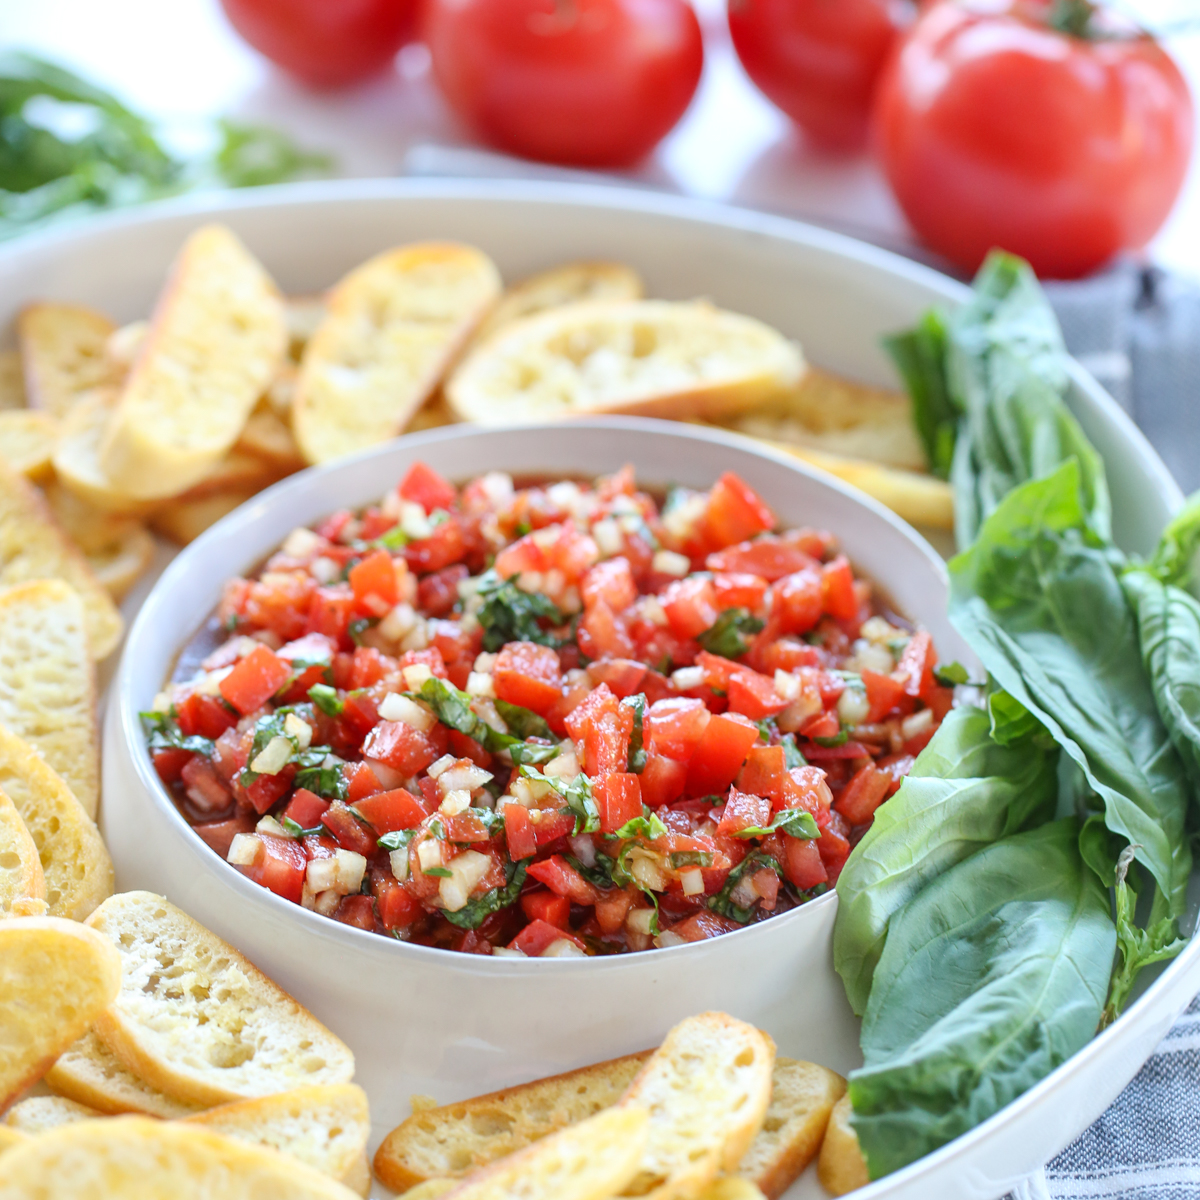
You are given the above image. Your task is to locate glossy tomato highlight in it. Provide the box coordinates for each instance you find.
[874,0,1194,278]
[424,0,704,167]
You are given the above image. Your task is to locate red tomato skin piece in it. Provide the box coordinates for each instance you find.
[349,549,399,611]
[494,641,563,715]
[510,918,587,957]
[245,834,307,905]
[595,772,643,834]
[376,878,424,930]
[177,693,238,740]
[153,748,193,784]
[736,745,787,805]
[219,645,291,715]
[707,538,816,583]
[521,890,571,930]
[582,557,637,611]
[863,669,910,723]
[343,761,383,804]
[835,763,892,826]
[504,803,537,861]
[716,788,773,837]
[526,855,604,905]
[685,711,761,798]
[645,697,711,761]
[282,787,330,830]
[321,801,379,857]
[703,472,776,549]
[194,813,255,859]
[398,462,458,514]
[640,752,689,809]
[780,835,828,891]
[353,788,427,834]
[362,720,438,777]
[334,894,376,930]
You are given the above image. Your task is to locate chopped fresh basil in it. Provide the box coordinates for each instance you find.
[670,851,714,869]
[411,676,558,764]
[475,569,563,652]
[708,851,782,924]
[494,699,552,741]
[622,693,647,773]
[697,608,765,659]
[280,816,326,839]
[308,683,343,717]
[348,617,377,646]
[934,661,971,687]
[567,854,617,892]
[411,676,476,736]
[781,734,806,769]
[372,525,410,551]
[424,866,453,878]
[813,730,850,748]
[139,711,215,759]
[755,718,775,744]
[378,828,418,852]
[505,740,558,766]
[443,860,528,930]
[611,808,669,841]
[521,765,600,835]
[293,753,348,802]
[734,808,820,841]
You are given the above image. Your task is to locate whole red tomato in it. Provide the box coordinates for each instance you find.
[874,0,1194,278]
[424,0,704,167]
[727,0,911,151]
[220,0,420,89]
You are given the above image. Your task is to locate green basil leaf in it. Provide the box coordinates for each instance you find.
[696,608,765,659]
[139,710,215,759]
[735,808,820,841]
[308,683,344,717]
[622,693,647,773]
[493,699,552,742]
[475,569,563,652]
[378,828,418,852]
[611,808,668,841]
[443,860,528,930]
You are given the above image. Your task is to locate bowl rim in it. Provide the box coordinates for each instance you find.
[116,416,954,972]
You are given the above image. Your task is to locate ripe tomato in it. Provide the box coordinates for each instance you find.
[727,0,909,150]
[423,0,704,167]
[874,1,1194,278]
[220,0,420,89]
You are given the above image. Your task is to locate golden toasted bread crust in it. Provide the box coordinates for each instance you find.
[817,1095,870,1196]
[18,302,116,418]
[0,787,45,915]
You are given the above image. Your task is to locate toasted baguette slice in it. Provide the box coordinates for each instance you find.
[473,261,644,344]
[235,402,305,471]
[405,394,458,433]
[0,786,45,916]
[151,487,257,545]
[4,1094,103,1133]
[184,1084,371,1192]
[293,242,501,464]
[285,295,328,361]
[0,1115,364,1200]
[0,579,100,815]
[85,523,157,601]
[0,1127,28,1155]
[40,480,142,555]
[177,449,288,501]
[816,1096,869,1196]
[0,724,111,919]
[441,1106,648,1200]
[0,724,113,920]
[105,320,149,378]
[736,1059,845,1198]
[0,410,59,481]
[0,916,121,1108]
[400,1180,458,1200]
[99,224,287,498]
[700,1181,768,1200]
[373,1052,652,1190]
[18,302,116,417]
[45,1030,201,1119]
[619,1013,775,1200]
[0,350,26,410]
[86,891,356,1106]
[0,459,124,659]
[446,300,804,425]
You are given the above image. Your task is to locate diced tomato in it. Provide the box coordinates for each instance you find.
[376,877,424,929]
[358,507,394,541]
[836,763,892,825]
[726,667,786,721]
[315,508,353,541]
[353,788,426,834]
[282,787,330,830]
[219,645,292,715]
[494,641,563,715]
[510,919,587,957]
[781,765,834,817]
[646,697,711,761]
[668,910,741,942]
[237,572,317,642]
[238,766,296,816]
[594,887,637,935]
[736,744,786,804]
[716,788,772,836]
[877,753,916,797]
[686,712,760,797]
[334,894,376,930]
[349,549,400,613]
[595,773,643,833]
[582,557,637,611]
[177,693,238,740]
[639,752,689,809]
[707,537,815,583]
[440,811,496,844]
[753,637,821,675]
[180,755,232,814]
[307,586,355,645]
[772,569,824,636]
[416,776,442,812]
[820,556,859,622]
[362,720,438,776]
[399,461,457,514]
[586,658,648,699]
[153,747,194,784]
[779,835,827,890]
[493,529,549,579]
[577,600,634,661]
[800,709,841,741]
[350,646,395,689]
[247,834,307,904]
[339,692,380,744]
[343,761,383,804]
[321,800,379,857]
[398,646,450,680]
[504,802,537,860]
[895,631,935,699]
[417,564,469,617]
[527,855,604,905]
[448,728,492,770]
[521,890,571,930]
[713,572,768,611]
[703,472,776,549]
[194,813,254,858]
[817,812,852,883]
[863,669,909,723]
[404,516,467,575]
[803,740,871,761]
[661,576,720,641]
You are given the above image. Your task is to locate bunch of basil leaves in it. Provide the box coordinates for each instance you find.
[835,250,1200,1179]
[0,52,332,240]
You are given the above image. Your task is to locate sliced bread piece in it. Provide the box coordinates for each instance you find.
[235,400,305,471]
[0,786,45,916]
[0,1115,364,1200]
[618,1012,775,1200]
[439,1106,647,1200]
[446,300,804,425]
[816,1095,869,1195]
[293,242,501,464]
[0,916,121,1108]
[184,1084,371,1193]
[98,224,287,499]
[4,1094,103,1133]
[0,579,100,816]
[0,1127,28,1155]
[45,1030,201,1120]
[699,1181,768,1200]
[0,410,59,481]
[0,350,26,410]
[0,459,124,658]
[84,523,157,601]
[735,1059,845,1198]
[18,302,116,417]
[0,723,113,920]
[473,261,643,344]
[40,480,144,555]
[151,488,257,545]
[86,891,356,1106]
[373,1052,652,1190]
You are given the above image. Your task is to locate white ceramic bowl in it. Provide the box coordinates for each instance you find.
[0,179,1191,1199]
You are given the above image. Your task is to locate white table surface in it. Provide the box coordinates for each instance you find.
[2,0,1198,280]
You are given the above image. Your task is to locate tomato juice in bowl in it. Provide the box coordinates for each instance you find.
[145,456,955,959]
